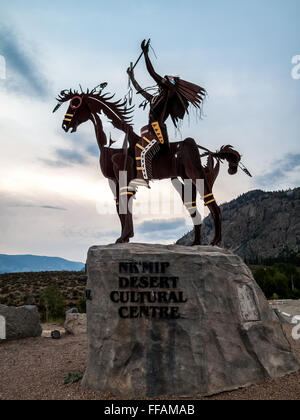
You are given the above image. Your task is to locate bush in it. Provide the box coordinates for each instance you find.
[77,297,86,313]
[64,373,83,385]
[40,286,66,322]
[254,263,300,300]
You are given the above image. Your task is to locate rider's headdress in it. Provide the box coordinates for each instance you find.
[167,77,207,127]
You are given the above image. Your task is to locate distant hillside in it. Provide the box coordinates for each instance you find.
[0,254,85,274]
[178,188,300,265]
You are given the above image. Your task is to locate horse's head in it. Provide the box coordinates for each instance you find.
[53,84,134,147]
[215,145,241,175]
[53,90,90,133]
[53,84,108,133]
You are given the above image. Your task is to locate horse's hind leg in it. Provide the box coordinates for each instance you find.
[118,185,135,243]
[196,184,222,246]
[172,177,202,246]
[181,138,222,246]
[205,200,222,246]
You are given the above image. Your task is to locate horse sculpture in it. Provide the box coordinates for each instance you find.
[53,85,242,245]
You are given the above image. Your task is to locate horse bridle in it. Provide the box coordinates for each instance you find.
[63,96,83,125]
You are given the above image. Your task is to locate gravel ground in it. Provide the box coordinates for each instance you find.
[269,300,300,323]
[41,322,66,338]
[0,325,299,400]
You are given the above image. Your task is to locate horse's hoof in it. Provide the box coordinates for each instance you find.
[115,237,130,244]
[210,238,221,246]
[192,242,201,246]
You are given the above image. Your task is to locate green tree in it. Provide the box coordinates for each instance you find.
[254,263,299,299]
[273,263,300,291]
[40,286,66,322]
[77,297,86,313]
[253,267,266,290]
[273,272,290,299]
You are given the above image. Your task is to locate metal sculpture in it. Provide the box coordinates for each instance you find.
[127,40,207,187]
[53,42,250,245]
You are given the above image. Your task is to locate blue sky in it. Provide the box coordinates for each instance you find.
[0,1,299,260]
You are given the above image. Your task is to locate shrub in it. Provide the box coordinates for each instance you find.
[254,263,300,299]
[77,297,86,313]
[40,285,66,322]
[64,373,83,385]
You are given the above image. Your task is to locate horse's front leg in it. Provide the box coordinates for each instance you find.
[115,197,128,244]
[117,186,135,243]
[108,179,127,243]
[112,154,136,243]
[193,224,202,246]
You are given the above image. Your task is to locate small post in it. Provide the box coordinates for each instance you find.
[0,315,6,340]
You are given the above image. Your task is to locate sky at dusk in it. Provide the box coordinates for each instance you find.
[0,0,299,261]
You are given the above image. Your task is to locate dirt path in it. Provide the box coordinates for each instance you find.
[0,325,299,400]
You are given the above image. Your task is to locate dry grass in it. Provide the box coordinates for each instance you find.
[0,271,86,309]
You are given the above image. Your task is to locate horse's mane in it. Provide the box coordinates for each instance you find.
[56,87,134,129]
[87,92,134,126]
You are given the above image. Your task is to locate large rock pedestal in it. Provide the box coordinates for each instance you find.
[82,244,299,398]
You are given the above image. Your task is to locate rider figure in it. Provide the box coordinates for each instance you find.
[127,40,207,187]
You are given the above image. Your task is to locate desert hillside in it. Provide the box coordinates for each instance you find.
[0,271,86,313]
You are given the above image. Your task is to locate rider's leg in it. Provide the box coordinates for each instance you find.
[132,136,160,188]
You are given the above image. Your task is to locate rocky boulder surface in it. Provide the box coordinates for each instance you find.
[0,305,42,340]
[82,243,299,398]
[64,313,87,335]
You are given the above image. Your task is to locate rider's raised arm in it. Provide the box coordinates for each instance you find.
[141,40,164,86]
[127,67,153,102]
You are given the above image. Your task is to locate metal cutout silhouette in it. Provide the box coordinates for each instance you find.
[53,42,249,245]
[127,40,207,187]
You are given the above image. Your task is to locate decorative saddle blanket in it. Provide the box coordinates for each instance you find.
[137,123,165,180]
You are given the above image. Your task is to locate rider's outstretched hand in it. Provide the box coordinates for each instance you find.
[141,39,150,53]
[127,65,134,76]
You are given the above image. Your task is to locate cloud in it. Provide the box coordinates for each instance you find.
[136,218,188,235]
[7,202,67,211]
[41,159,70,168]
[41,205,67,210]
[86,144,100,157]
[63,219,190,244]
[62,226,119,240]
[42,148,87,167]
[135,218,190,243]
[256,153,300,188]
[0,26,49,97]
[41,128,99,168]
[55,149,87,165]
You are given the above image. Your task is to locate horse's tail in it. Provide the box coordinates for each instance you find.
[195,145,220,189]
[213,145,241,163]
[198,144,242,176]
